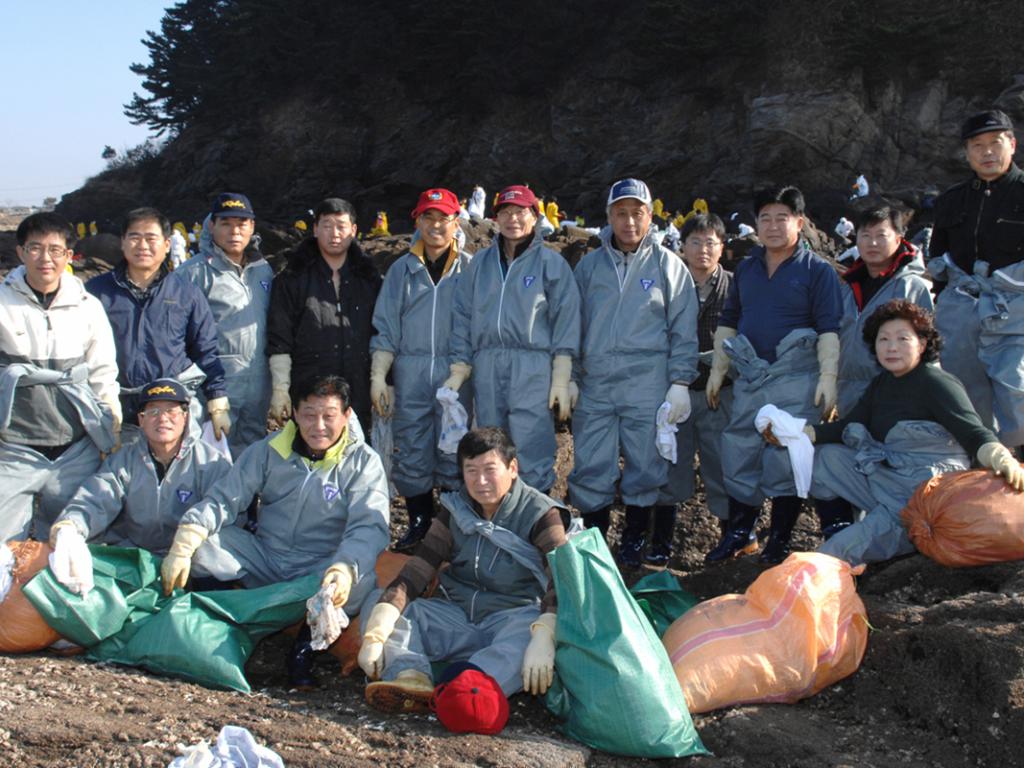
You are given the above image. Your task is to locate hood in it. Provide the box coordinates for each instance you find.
[842,238,924,286]
[3,265,91,309]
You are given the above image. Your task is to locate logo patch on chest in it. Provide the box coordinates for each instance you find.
[640,278,655,292]
[176,489,193,503]
[523,275,536,288]
[259,280,271,292]
[323,483,340,502]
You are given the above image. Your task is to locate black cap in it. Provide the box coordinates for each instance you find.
[961,110,1015,142]
[210,192,255,219]
[139,378,191,406]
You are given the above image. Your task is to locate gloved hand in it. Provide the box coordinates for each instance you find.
[548,355,574,422]
[665,383,691,423]
[763,422,816,445]
[267,353,292,428]
[522,612,556,695]
[358,602,401,679]
[370,350,394,418]
[977,442,1024,492]
[207,396,231,440]
[321,562,355,607]
[706,326,737,409]
[443,361,472,392]
[48,520,94,596]
[160,523,209,596]
[814,332,840,418]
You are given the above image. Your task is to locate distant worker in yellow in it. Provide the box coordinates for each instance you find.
[76,222,87,240]
[545,200,560,230]
[370,212,390,237]
[89,221,98,236]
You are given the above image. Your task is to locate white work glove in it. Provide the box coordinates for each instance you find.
[358,602,401,680]
[977,442,1024,492]
[370,350,394,418]
[522,612,556,695]
[160,523,209,596]
[207,396,231,441]
[48,520,94,597]
[665,383,691,424]
[814,332,840,418]
[267,353,292,428]
[706,326,737,409]
[442,361,472,392]
[321,562,355,607]
[548,355,575,422]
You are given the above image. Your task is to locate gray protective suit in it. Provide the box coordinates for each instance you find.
[175,236,273,456]
[928,256,1024,446]
[451,231,580,491]
[370,247,473,496]
[568,226,698,513]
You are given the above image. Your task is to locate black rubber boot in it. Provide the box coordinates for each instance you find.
[394,492,434,553]
[815,497,854,541]
[759,495,802,565]
[583,506,612,537]
[618,506,650,568]
[705,499,760,563]
[645,504,677,566]
[286,623,318,689]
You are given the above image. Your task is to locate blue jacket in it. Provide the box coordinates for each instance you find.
[86,264,227,400]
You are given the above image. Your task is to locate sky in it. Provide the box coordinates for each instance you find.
[0,2,170,207]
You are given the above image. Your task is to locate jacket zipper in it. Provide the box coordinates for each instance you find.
[429,269,439,382]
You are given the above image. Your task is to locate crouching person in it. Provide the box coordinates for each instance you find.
[159,375,390,685]
[48,379,231,560]
[356,427,568,732]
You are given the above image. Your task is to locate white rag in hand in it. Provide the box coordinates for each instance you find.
[754,404,815,498]
[306,583,350,651]
[201,420,233,463]
[655,401,678,464]
[436,387,469,454]
[48,525,94,597]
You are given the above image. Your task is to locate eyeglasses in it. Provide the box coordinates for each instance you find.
[419,214,458,226]
[496,207,534,220]
[23,243,68,259]
[141,405,186,419]
[856,231,894,243]
[685,238,722,249]
[125,233,166,247]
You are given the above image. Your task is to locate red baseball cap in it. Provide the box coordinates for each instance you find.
[411,188,460,219]
[493,185,540,214]
[430,664,509,735]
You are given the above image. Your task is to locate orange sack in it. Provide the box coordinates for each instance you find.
[0,541,62,653]
[663,552,868,714]
[902,468,1024,567]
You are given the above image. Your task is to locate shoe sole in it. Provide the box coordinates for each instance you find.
[365,681,433,714]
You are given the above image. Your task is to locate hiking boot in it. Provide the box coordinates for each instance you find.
[705,500,760,563]
[583,506,612,537]
[759,495,802,565]
[365,669,434,714]
[286,624,318,689]
[394,492,434,553]
[644,504,677,566]
[617,505,649,568]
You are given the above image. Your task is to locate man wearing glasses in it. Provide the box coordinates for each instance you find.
[0,212,121,542]
[369,189,474,552]
[447,185,580,495]
[653,213,735,564]
[48,379,231,568]
[568,178,698,566]
[87,208,229,442]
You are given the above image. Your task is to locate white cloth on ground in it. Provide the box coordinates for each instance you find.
[306,583,350,651]
[436,386,469,454]
[48,525,94,596]
[655,401,678,464]
[754,404,815,498]
[168,724,284,768]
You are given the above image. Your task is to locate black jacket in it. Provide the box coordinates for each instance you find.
[267,238,382,428]
[931,163,1024,276]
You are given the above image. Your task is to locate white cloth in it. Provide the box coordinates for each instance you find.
[854,174,869,198]
[754,404,815,498]
[436,386,469,454]
[371,411,396,498]
[834,217,854,239]
[306,583,350,651]
[201,420,233,463]
[837,246,859,265]
[467,186,486,220]
[48,525,94,597]
[736,223,754,237]
[168,725,284,768]
[655,401,678,464]
[0,544,14,603]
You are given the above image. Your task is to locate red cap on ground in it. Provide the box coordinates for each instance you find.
[493,185,539,214]
[411,188,461,219]
[430,668,509,735]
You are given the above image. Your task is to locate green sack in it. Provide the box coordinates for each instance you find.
[630,570,699,637]
[23,546,319,692]
[545,529,708,758]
